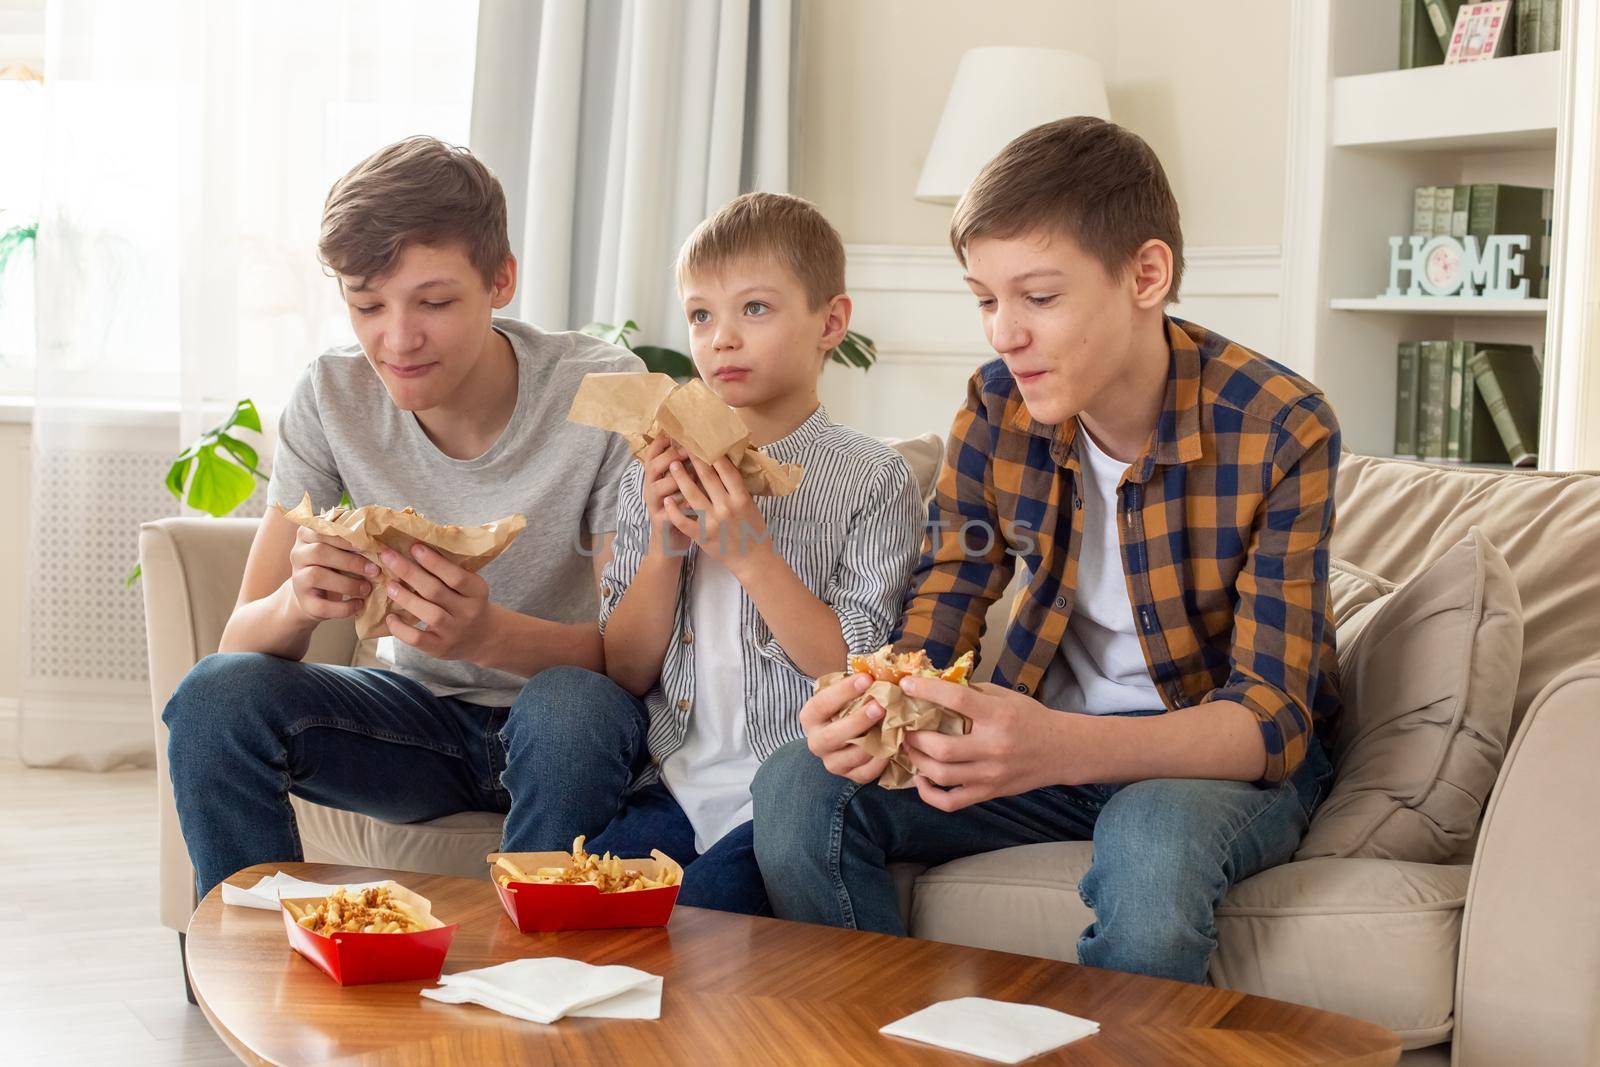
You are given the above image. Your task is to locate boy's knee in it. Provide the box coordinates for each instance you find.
[751,741,839,863]
[1086,779,1242,909]
[504,666,641,751]
[163,652,291,737]
[1094,779,1240,855]
[751,739,830,814]
[512,666,625,714]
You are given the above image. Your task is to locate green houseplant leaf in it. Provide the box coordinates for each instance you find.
[583,319,877,380]
[631,344,697,380]
[830,329,877,370]
[164,399,266,517]
[133,398,271,586]
[581,320,639,348]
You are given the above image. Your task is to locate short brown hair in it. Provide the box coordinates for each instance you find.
[675,192,846,310]
[318,136,511,289]
[950,117,1185,303]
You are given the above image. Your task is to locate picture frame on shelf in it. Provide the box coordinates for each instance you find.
[1445,1,1513,64]
[1385,233,1536,298]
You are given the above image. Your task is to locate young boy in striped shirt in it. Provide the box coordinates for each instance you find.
[503,193,925,913]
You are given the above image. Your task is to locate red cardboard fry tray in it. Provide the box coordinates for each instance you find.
[279,882,457,986]
[488,850,683,933]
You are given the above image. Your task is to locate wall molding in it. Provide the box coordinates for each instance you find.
[847,242,1282,297]
[826,243,1288,440]
[847,245,968,293]
[842,242,1284,369]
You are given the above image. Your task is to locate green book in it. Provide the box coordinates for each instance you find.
[1451,183,1471,237]
[1540,0,1559,52]
[1395,342,1422,457]
[1446,342,1465,461]
[1518,0,1540,54]
[1414,185,1438,236]
[1468,344,1542,467]
[1455,342,1513,464]
[1418,341,1452,461]
[1422,0,1463,51]
[1468,183,1548,293]
[1400,0,1446,67]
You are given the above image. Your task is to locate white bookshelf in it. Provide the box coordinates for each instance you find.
[1280,0,1600,468]
[1331,51,1560,150]
[1330,297,1548,316]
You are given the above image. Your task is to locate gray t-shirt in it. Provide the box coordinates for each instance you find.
[266,316,641,706]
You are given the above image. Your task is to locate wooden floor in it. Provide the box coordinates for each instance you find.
[0,759,236,1065]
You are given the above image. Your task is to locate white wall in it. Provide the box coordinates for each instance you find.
[798,1,1294,441]
[794,0,1291,249]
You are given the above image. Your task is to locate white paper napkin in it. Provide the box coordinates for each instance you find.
[880,997,1099,1063]
[421,958,663,1025]
[220,872,389,911]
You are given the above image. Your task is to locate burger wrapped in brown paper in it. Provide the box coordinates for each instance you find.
[817,647,976,789]
[277,493,526,640]
[566,371,803,496]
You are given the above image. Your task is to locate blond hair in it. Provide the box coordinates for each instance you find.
[675,192,846,310]
[318,136,511,289]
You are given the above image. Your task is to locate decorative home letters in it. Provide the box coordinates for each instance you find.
[1385,234,1532,298]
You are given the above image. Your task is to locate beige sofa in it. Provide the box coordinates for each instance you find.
[142,451,1600,1066]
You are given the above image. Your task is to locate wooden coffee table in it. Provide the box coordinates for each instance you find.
[186,862,1400,1065]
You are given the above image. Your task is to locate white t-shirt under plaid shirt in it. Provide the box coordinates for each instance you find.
[597,406,926,841]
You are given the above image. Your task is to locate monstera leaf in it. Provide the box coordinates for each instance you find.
[126,398,270,587]
[581,319,877,381]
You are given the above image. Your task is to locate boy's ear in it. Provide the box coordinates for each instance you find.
[819,293,852,353]
[490,254,518,310]
[1128,239,1173,310]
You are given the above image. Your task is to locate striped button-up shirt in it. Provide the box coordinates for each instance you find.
[891,318,1342,785]
[599,406,926,776]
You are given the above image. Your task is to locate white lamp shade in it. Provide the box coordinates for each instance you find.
[915,47,1111,205]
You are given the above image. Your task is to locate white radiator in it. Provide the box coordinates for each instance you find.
[18,421,267,770]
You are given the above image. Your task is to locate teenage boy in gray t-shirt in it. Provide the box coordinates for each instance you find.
[163,136,640,902]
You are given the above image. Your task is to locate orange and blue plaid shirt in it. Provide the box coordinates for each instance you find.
[892,317,1342,785]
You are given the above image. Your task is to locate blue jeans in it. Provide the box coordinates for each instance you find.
[164,653,512,901]
[749,723,1334,985]
[500,666,769,915]
[164,654,765,914]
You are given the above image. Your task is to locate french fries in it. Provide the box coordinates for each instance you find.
[287,886,427,935]
[847,645,975,686]
[495,836,681,894]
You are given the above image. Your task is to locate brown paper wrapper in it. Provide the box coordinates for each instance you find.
[277,493,527,640]
[566,372,804,496]
[817,671,970,789]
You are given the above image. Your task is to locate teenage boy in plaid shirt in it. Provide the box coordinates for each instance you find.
[752,117,1341,984]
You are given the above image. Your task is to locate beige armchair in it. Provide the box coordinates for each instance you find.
[141,454,1600,1066]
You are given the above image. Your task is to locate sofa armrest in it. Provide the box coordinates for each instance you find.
[139,517,359,931]
[1454,659,1600,1067]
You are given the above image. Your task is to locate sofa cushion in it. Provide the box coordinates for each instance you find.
[291,796,502,879]
[911,842,1097,963]
[886,433,944,501]
[1329,557,1396,635]
[909,842,1465,1049]
[1210,856,1468,1049]
[1298,528,1522,863]
[1331,454,1600,738]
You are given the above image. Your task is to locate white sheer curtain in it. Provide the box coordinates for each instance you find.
[470,0,792,351]
[20,0,479,769]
